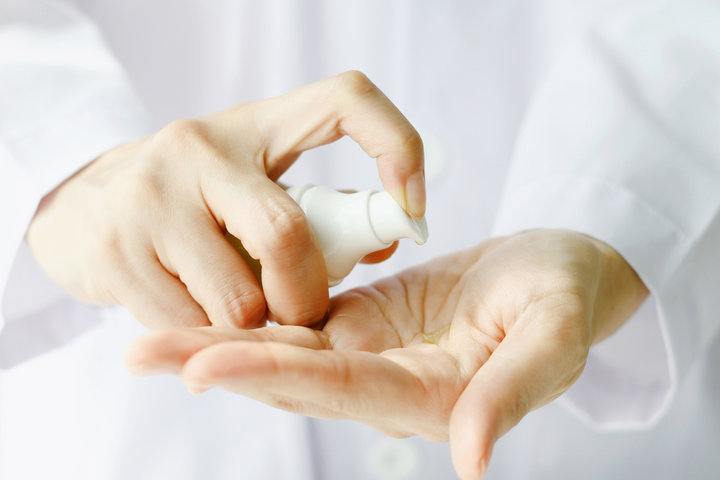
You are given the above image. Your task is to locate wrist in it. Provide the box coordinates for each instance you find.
[588,234,649,344]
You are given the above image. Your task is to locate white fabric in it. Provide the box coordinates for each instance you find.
[1,0,719,479]
[493,0,720,428]
[0,0,152,362]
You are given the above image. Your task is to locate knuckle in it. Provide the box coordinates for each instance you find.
[260,204,312,256]
[158,118,207,142]
[335,70,377,98]
[400,128,424,157]
[152,118,212,154]
[215,286,266,326]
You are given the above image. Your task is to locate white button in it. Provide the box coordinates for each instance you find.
[418,129,447,183]
[366,438,420,480]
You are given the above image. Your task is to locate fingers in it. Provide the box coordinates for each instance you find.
[448,326,587,480]
[127,326,416,433]
[125,325,329,375]
[159,210,267,328]
[204,176,329,326]
[180,341,427,428]
[249,71,426,218]
[359,241,399,264]
[188,72,422,326]
[114,258,210,329]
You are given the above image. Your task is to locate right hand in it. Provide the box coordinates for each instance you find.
[26,71,426,329]
[125,229,648,480]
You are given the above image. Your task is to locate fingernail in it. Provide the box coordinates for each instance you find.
[404,170,426,219]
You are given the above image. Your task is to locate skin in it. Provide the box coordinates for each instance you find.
[26,71,424,329]
[125,229,649,479]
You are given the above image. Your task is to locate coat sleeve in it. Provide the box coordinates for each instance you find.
[493,0,720,429]
[0,0,152,368]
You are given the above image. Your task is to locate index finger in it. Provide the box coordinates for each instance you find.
[245,71,426,218]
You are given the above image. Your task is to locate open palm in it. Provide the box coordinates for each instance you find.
[126,230,647,479]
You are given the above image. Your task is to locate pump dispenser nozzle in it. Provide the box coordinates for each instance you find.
[287,184,428,286]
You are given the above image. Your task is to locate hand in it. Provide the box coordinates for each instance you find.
[125,229,648,479]
[27,71,425,329]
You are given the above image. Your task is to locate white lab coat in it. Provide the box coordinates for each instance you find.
[1,0,719,479]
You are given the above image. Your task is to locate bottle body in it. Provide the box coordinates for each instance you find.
[287,185,428,286]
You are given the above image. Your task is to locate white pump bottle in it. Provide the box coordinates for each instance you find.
[286,184,429,286]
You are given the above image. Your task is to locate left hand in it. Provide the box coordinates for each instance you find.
[26,71,423,330]
[125,229,648,479]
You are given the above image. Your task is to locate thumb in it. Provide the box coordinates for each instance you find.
[250,71,426,218]
[449,323,588,480]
